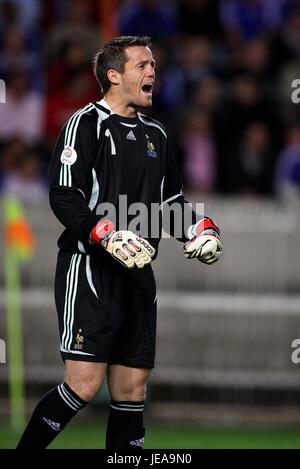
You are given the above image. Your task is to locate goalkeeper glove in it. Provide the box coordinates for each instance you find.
[184,217,222,265]
[90,219,156,269]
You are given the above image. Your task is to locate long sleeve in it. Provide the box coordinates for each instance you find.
[162,138,202,242]
[49,114,101,243]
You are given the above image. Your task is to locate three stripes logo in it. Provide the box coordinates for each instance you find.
[61,253,82,350]
[126,130,136,141]
[59,103,94,187]
[57,383,85,411]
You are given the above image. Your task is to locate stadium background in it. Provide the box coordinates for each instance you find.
[1,0,300,448]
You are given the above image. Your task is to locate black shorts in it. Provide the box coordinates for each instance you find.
[54,249,157,368]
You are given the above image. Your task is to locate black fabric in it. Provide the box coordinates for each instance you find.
[56,249,157,367]
[16,383,87,449]
[49,100,198,257]
[105,400,145,449]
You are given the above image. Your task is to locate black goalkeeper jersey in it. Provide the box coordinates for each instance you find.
[49,99,197,258]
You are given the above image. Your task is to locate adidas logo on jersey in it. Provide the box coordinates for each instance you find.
[126,130,136,141]
[43,417,61,431]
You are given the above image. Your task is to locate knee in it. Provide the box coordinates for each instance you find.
[64,361,106,402]
[109,382,147,402]
[65,375,102,402]
[65,378,101,402]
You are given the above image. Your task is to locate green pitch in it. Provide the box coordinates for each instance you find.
[2,419,300,448]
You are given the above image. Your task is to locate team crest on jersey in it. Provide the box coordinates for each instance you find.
[60,146,77,165]
[74,329,84,350]
[146,134,158,158]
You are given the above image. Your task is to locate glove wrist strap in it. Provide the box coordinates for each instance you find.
[188,217,220,240]
[90,219,115,245]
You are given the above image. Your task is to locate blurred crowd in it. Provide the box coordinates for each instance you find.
[1,0,300,203]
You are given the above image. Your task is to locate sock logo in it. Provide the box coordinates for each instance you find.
[130,437,144,447]
[43,417,61,431]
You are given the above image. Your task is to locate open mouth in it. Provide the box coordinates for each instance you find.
[141,84,153,95]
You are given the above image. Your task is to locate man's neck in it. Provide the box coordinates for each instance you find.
[102,95,138,118]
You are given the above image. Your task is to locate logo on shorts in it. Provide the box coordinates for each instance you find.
[74,329,84,350]
[60,146,77,165]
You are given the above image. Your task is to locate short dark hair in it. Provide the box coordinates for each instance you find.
[93,36,152,94]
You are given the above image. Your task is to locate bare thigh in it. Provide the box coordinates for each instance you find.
[64,360,107,402]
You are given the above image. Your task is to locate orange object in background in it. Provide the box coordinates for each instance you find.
[3,197,35,261]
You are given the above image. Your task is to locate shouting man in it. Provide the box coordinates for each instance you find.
[17,36,222,449]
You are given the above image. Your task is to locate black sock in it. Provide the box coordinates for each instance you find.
[16,382,87,449]
[105,400,145,449]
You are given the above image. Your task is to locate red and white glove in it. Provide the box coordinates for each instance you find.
[90,219,156,269]
[184,217,222,265]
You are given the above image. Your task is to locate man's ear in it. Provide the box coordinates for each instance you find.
[107,69,121,86]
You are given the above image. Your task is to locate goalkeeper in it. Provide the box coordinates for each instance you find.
[17,36,222,449]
